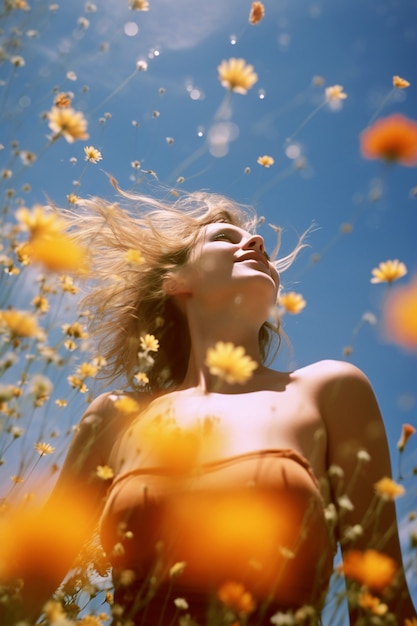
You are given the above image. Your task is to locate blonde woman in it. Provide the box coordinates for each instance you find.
[4,189,416,625]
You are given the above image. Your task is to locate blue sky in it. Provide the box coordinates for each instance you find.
[1,0,417,617]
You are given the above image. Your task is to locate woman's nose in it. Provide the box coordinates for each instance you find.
[242,234,265,254]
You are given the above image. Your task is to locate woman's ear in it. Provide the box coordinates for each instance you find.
[163,270,192,296]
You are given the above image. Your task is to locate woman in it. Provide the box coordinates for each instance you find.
[4,189,416,625]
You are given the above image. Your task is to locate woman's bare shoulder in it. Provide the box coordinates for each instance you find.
[66,391,152,469]
[292,358,370,387]
[81,389,151,422]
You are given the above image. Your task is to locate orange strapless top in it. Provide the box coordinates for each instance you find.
[100,449,335,626]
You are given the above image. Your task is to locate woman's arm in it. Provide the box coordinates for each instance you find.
[319,360,416,624]
[1,392,123,624]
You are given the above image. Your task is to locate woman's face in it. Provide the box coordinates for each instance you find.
[186,222,280,304]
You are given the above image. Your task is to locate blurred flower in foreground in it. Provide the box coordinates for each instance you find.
[397,424,416,453]
[392,75,410,89]
[16,205,88,273]
[257,155,274,167]
[205,341,258,384]
[217,581,256,615]
[0,492,92,591]
[374,476,405,500]
[16,205,61,239]
[138,416,201,472]
[114,395,141,416]
[217,58,258,94]
[370,259,407,284]
[129,0,149,9]
[340,549,397,592]
[0,309,43,340]
[84,145,102,163]
[325,85,348,102]
[249,2,265,25]
[382,276,417,351]
[360,114,417,166]
[47,106,89,143]
[278,292,307,314]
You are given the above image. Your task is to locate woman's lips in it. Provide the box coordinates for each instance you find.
[236,252,270,270]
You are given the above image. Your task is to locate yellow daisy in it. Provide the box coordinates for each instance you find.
[371,259,407,284]
[76,362,99,378]
[205,341,258,385]
[257,155,275,167]
[16,205,62,239]
[84,145,102,163]
[47,106,89,143]
[34,442,55,455]
[140,333,159,352]
[325,84,348,101]
[217,58,258,94]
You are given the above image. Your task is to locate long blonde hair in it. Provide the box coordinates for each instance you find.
[64,184,305,391]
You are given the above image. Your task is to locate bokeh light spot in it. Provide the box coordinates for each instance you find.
[124,22,139,37]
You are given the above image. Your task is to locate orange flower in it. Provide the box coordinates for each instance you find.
[392,75,410,89]
[397,424,416,453]
[340,549,397,592]
[129,0,149,9]
[374,477,405,500]
[383,275,417,350]
[278,292,307,314]
[217,581,256,615]
[249,2,265,25]
[0,491,93,588]
[360,114,417,166]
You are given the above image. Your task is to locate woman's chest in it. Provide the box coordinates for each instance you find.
[110,389,327,479]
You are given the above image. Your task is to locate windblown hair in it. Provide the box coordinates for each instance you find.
[64,185,305,392]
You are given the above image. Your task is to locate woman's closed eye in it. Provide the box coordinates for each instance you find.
[212,232,235,243]
[212,231,271,261]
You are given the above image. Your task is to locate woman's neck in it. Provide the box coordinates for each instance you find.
[179,300,269,393]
